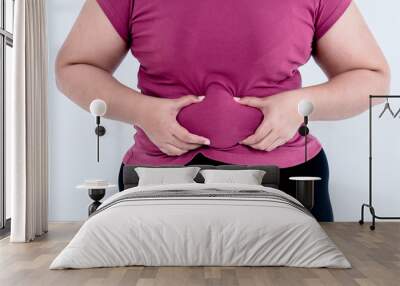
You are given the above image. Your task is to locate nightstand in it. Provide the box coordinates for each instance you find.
[289,176,321,210]
[77,180,116,216]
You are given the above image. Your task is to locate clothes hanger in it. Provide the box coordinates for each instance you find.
[378,98,395,118]
[393,105,400,118]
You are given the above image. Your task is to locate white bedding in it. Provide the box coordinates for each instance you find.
[50,183,350,269]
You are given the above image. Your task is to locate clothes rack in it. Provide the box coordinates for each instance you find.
[359,95,400,230]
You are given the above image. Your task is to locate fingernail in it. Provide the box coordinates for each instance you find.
[204,139,210,145]
[233,97,240,102]
[198,96,205,101]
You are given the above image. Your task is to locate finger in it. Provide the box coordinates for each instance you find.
[234,96,264,108]
[170,135,202,151]
[240,121,272,145]
[265,137,286,152]
[250,132,280,151]
[174,95,205,110]
[173,124,211,145]
[160,144,187,156]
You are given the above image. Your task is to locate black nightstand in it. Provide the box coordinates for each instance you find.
[289,176,321,210]
[77,180,116,216]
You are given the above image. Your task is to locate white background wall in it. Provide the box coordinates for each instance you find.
[47,0,400,222]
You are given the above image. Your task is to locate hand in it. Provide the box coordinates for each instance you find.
[234,92,304,151]
[136,95,210,156]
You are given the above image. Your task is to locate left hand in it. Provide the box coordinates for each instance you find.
[234,92,304,151]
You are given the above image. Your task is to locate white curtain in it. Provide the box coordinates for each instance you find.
[9,0,48,242]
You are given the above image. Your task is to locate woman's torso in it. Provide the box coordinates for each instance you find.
[96,0,350,166]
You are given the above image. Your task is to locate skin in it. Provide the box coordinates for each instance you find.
[56,0,390,155]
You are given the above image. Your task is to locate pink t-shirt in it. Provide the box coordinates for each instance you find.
[97,0,351,168]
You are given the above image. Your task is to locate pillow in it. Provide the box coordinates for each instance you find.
[135,167,201,186]
[200,169,266,185]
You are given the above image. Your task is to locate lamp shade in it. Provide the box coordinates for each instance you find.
[90,99,107,117]
[298,100,314,117]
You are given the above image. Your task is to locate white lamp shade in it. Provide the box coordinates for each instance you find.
[90,99,107,117]
[298,100,314,117]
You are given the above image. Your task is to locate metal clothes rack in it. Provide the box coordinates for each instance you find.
[359,95,400,230]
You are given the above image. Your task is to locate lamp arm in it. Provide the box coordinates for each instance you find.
[90,100,107,162]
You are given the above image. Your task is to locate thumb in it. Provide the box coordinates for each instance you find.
[175,95,205,109]
[234,96,264,108]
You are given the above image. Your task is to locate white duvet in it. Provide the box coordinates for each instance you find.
[50,183,350,269]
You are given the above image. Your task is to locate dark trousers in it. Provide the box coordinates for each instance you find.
[118,149,333,222]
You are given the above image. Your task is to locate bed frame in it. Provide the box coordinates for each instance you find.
[122,165,280,190]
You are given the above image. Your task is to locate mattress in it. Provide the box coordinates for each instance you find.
[50,183,350,269]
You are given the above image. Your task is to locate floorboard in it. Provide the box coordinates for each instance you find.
[0,222,399,286]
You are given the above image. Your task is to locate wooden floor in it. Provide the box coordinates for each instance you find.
[0,222,399,286]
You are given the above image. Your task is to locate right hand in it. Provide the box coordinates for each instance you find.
[135,95,210,156]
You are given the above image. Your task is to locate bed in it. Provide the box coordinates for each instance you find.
[50,165,350,269]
